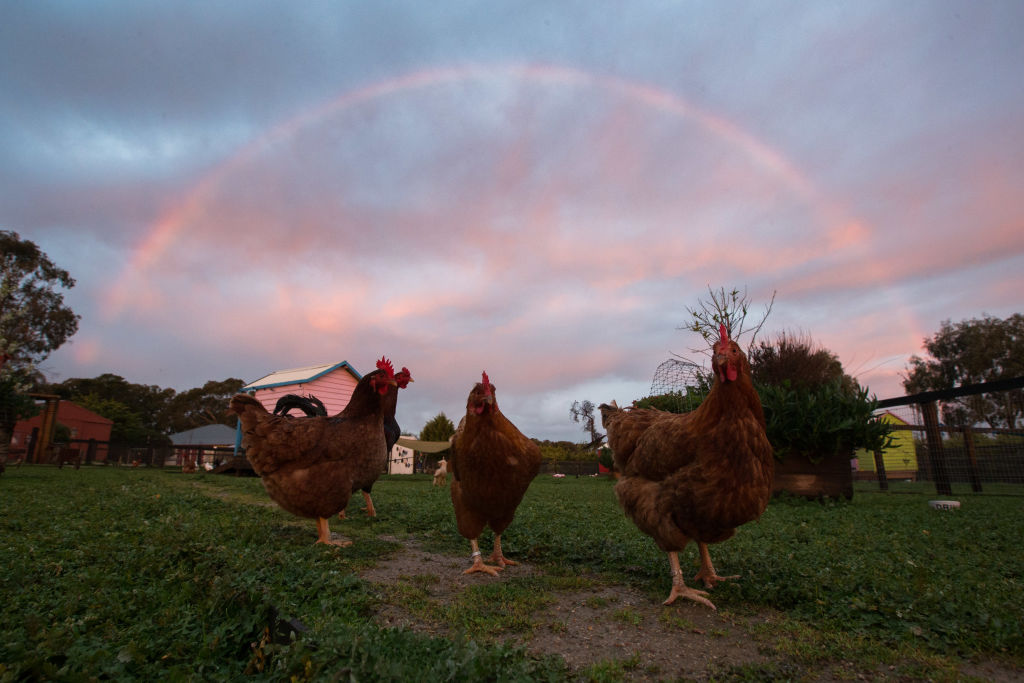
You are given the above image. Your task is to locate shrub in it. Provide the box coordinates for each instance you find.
[749,330,852,391]
[759,379,892,461]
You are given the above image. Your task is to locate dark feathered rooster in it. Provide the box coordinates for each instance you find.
[449,372,541,575]
[600,325,774,609]
[228,357,412,546]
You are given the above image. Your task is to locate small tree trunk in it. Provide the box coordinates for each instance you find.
[0,421,12,465]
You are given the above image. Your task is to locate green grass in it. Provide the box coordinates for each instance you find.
[1,467,1022,681]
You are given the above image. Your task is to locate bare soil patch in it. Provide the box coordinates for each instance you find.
[360,537,778,680]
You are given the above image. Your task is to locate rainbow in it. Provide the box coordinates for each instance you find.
[106,62,852,316]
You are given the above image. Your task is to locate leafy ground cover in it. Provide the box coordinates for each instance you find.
[1,466,1021,681]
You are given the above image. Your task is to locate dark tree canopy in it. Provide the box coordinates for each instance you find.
[38,373,175,435]
[33,374,248,444]
[904,314,1024,429]
[0,231,80,370]
[164,378,246,433]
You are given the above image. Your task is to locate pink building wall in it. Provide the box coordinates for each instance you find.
[247,363,361,415]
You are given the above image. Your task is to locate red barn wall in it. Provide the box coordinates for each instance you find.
[10,401,113,453]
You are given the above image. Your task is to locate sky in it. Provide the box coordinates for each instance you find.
[2,1,1022,442]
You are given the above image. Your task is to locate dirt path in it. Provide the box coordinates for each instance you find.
[359,537,779,681]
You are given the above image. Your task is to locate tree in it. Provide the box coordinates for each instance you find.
[0,370,40,464]
[37,373,176,435]
[420,412,455,449]
[533,439,583,462]
[75,394,152,445]
[1,232,78,463]
[569,399,604,448]
[0,231,80,370]
[904,314,1024,429]
[163,378,246,433]
[680,285,775,355]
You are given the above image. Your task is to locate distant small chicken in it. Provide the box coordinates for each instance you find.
[228,357,411,546]
[432,458,448,487]
[449,372,541,575]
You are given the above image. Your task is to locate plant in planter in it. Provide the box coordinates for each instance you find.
[751,332,892,499]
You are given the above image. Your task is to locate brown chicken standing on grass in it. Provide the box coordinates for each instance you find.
[449,372,541,576]
[272,366,413,520]
[600,324,774,609]
[228,357,412,547]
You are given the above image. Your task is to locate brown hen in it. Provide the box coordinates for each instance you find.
[600,325,773,609]
[228,357,411,546]
[450,372,541,575]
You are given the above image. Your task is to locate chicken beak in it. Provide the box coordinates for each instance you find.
[714,353,738,383]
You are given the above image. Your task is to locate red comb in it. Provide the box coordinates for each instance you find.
[481,371,490,387]
[719,323,729,345]
[376,356,395,378]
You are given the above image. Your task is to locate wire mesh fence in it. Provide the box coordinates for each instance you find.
[648,358,708,413]
[858,401,1024,496]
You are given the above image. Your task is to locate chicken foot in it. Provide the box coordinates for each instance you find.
[693,542,739,589]
[486,534,517,568]
[463,539,502,576]
[315,517,352,547]
[663,551,715,609]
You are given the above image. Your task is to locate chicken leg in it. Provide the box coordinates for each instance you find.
[464,539,502,576]
[486,534,517,568]
[338,490,377,520]
[663,551,715,609]
[361,490,377,517]
[315,517,352,547]
[693,542,739,589]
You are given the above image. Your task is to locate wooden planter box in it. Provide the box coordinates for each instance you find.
[772,450,855,500]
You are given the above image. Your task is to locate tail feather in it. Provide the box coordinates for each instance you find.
[599,401,664,472]
[598,401,628,470]
[273,393,328,417]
